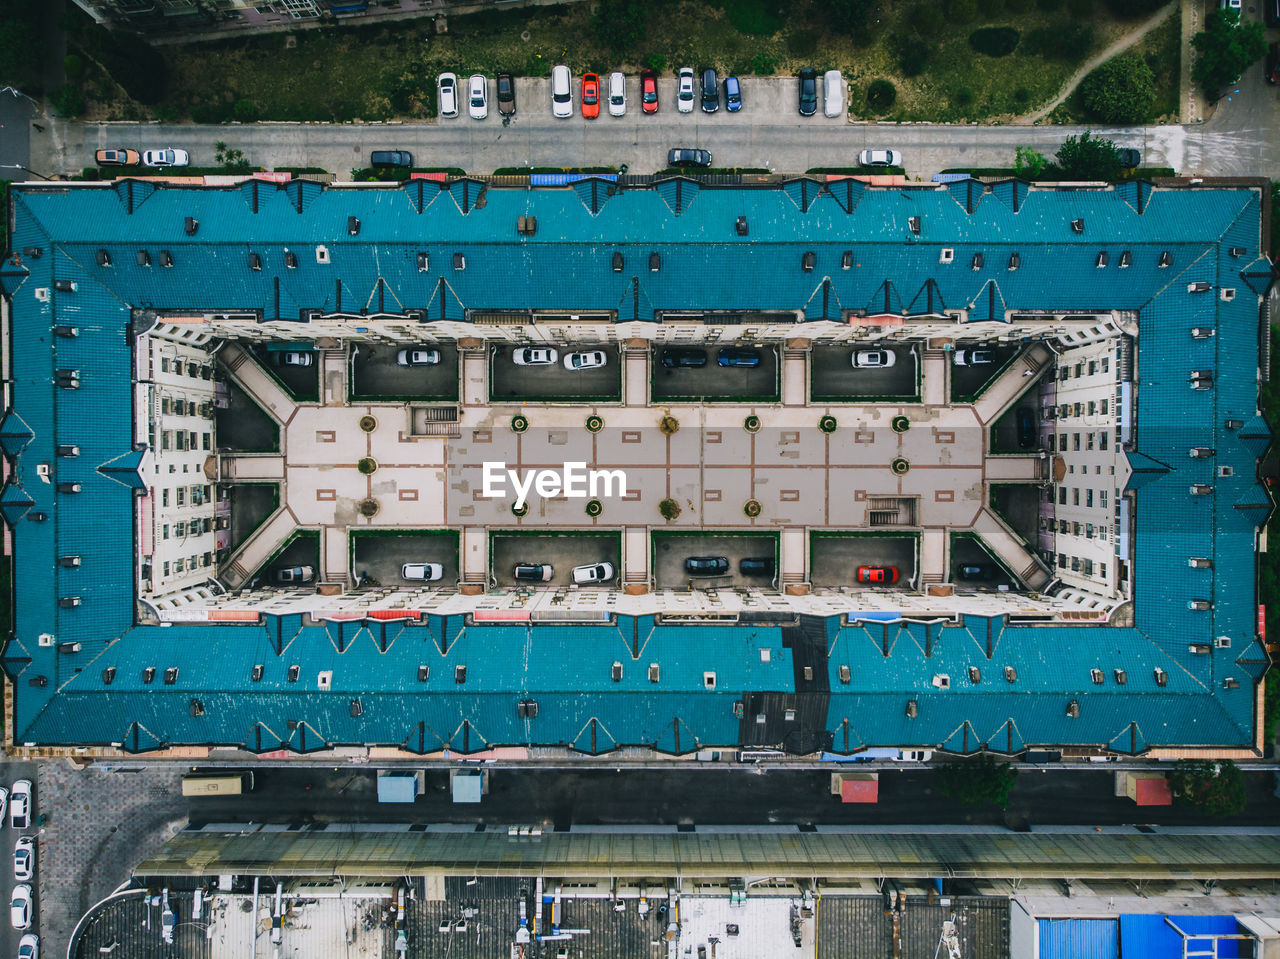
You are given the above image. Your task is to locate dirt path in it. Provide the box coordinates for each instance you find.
[1016,0,1178,125]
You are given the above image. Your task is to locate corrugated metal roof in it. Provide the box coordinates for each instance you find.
[1038,918,1119,959]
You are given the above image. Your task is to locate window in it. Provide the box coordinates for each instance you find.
[1100,525,1108,541]
[160,358,170,373]
[174,558,184,573]
[203,551,212,566]
[1101,399,1108,414]
[162,561,170,576]
[1059,488,1068,505]
[1073,488,1080,506]
[175,521,185,537]
[1088,361,1097,375]
[162,489,169,507]
[161,397,171,414]
[162,524,169,540]
[1059,434,1068,451]
[1102,357,1109,373]
[1060,403,1069,418]
[1058,554,1067,569]
[1073,433,1081,451]
[1100,563,1107,577]
[160,431,171,451]
[1059,367,1069,382]
[1085,523,1094,538]
[1075,363,1084,377]
[1087,433,1095,450]
[1074,402,1083,417]
[202,433,211,451]
[1088,401,1096,416]
[176,488,185,506]
[1059,519,1069,533]
[1071,556,1081,571]
[1073,522,1082,535]
[1086,489,1094,507]
[1099,432,1108,451]
[1084,559,1094,575]
[1100,491,1108,508]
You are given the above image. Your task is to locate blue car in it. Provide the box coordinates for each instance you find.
[717,348,761,368]
[725,76,742,112]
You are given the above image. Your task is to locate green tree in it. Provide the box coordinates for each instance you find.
[1080,52,1156,123]
[0,0,44,93]
[1170,760,1247,817]
[1191,9,1267,93]
[592,0,646,54]
[935,755,1017,809]
[1055,131,1122,181]
[1013,145,1048,178]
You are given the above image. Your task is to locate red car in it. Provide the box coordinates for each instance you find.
[856,566,899,585]
[640,68,658,114]
[581,72,600,118]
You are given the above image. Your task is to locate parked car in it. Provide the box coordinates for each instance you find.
[8,781,29,830]
[17,933,37,959]
[1015,407,1037,449]
[739,557,774,577]
[1117,147,1141,168]
[957,564,994,581]
[276,566,314,585]
[95,148,140,166]
[798,68,818,116]
[859,149,900,167]
[397,348,441,367]
[676,67,695,113]
[370,150,412,168]
[572,562,615,585]
[0,786,8,823]
[402,563,444,582]
[700,68,719,113]
[1266,43,1280,84]
[641,68,659,113]
[438,72,459,118]
[581,72,600,118]
[724,75,742,112]
[608,71,626,116]
[1267,0,1280,28]
[856,566,899,585]
[668,148,712,167]
[497,72,516,116]
[512,347,558,366]
[717,348,761,368]
[10,885,31,931]
[513,563,553,582]
[954,349,994,366]
[823,70,844,117]
[563,350,608,371]
[551,64,573,118]
[13,838,33,882]
[142,148,189,167]
[852,349,896,368]
[660,348,707,369]
[468,74,488,120]
[274,351,314,367]
[685,556,730,576]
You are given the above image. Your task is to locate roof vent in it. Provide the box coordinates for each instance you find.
[27,675,47,688]
[1187,281,1211,293]
[517,699,538,718]
[1066,699,1080,718]
[58,596,81,608]
[1220,287,1235,302]
[1229,247,1246,257]
[1188,642,1212,653]
[735,216,748,236]
[603,252,620,275]
[248,252,261,271]
[704,671,717,689]
[53,280,77,293]
[96,249,112,267]
[1215,636,1231,649]
[1113,668,1127,685]
[939,248,954,264]
[1189,484,1213,495]
[163,667,178,685]
[315,245,330,265]
[347,216,360,236]
[1218,465,1233,477]
[908,216,920,235]
[349,698,362,717]
[160,250,173,268]
[189,699,204,717]
[137,250,151,267]
[21,246,41,258]
[417,252,430,273]
[905,699,918,718]
[801,251,815,272]
[455,665,467,684]
[967,666,981,684]
[1189,447,1214,458]
[649,253,660,272]
[1007,252,1020,271]
[1119,250,1131,268]
[611,662,623,682]
[1090,668,1104,684]
[142,666,156,684]
[57,483,81,494]
[1188,600,1212,611]
[931,673,950,690]
[971,252,983,270]
[841,250,853,270]
[1095,251,1108,268]
[1223,678,1240,690]
[417,665,429,682]
[56,446,79,459]
[102,667,116,684]
[251,664,264,682]
[839,664,851,684]
[1191,327,1215,338]
[755,712,767,725]
[184,217,198,236]
[648,663,660,683]
[1225,418,1243,429]
[1154,667,1167,686]
[453,253,466,270]
[1004,665,1017,683]
[287,664,300,683]
[1188,557,1212,568]
[1070,219,1084,234]
[285,251,298,269]
[1158,251,1172,268]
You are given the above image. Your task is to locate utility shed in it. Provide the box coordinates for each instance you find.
[1115,771,1172,806]
[451,768,485,804]
[376,771,421,803]
[831,772,879,803]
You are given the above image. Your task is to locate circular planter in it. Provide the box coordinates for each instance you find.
[585,498,603,517]
[744,499,762,518]
[659,415,680,436]
[818,415,838,434]
[359,415,378,433]
[743,415,761,434]
[358,497,379,518]
[357,457,378,475]
[891,415,910,434]
[511,414,529,434]
[890,457,911,475]
[512,502,529,517]
[585,414,604,433]
[658,498,682,521]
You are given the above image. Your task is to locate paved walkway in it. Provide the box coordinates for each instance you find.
[1021,0,1179,124]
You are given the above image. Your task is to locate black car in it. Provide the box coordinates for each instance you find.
[798,68,818,117]
[668,148,712,168]
[685,556,730,576]
[661,348,708,369]
[739,557,774,577]
[700,68,719,113]
[370,150,412,168]
[1015,407,1037,449]
[513,563,553,582]
[497,72,516,116]
[957,564,994,581]
[1117,147,1141,168]
[717,348,761,368]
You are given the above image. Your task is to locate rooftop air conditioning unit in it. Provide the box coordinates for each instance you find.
[967,666,981,684]
[839,665,851,684]
[1214,636,1231,649]
[1113,669,1127,685]
[1189,447,1214,458]
[908,216,920,235]
[453,253,466,271]
[57,555,80,567]
[1225,418,1243,429]
[704,672,717,689]
[347,216,360,236]
[417,252,430,272]
[59,641,81,652]
[1189,557,1211,568]
[1154,667,1167,686]
[33,288,49,303]
[102,667,116,685]
[285,251,297,269]
[1228,247,1246,257]
[1219,288,1235,302]
[841,250,853,270]
[349,698,362,717]
[612,252,623,272]
[143,667,156,684]
[96,249,112,267]
[517,699,537,718]
[248,253,261,271]
[1004,666,1017,683]
[57,483,81,494]
[648,663,660,682]
[801,251,815,272]
[612,662,623,682]
[56,445,79,458]
[251,664,264,682]
[1191,327,1215,338]
[649,253,660,272]
[1189,484,1213,495]
[455,665,467,683]
[317,670,332,691]
[190,699,204,717]
[163,667,178,685]
[1223,678,1240,690]
[417,665,429,682]
[1158,251,1172,268]
[22,246,41,258]
[1090,668,1104,684]
[287,664,300,683]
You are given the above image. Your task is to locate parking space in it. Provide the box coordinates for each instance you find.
[0,763,38,959]
[810,534,918,589]
[252,533,320,588]
[491,532,621,588]
[990,403,1042,453]
[652,532,779,590]
[352,532,459,587]
[489,343,621,402]
[651,345,779,403]
[350,341,459,401]
[248,345,319,401]
[224,483,278,553]
[951,534,1020,590]
[810,343,919,402]
[213,377,279,451]
[949,344,1022,402]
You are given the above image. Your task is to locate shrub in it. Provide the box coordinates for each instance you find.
[914,4,943,36]
[646,53,667,73]
[935,755,1017,809]
[658,498,682,521]
[948,0,978,22]
[786,29,818,57]
[49,83,84,117]
[1055,130,1122,180]
[866,78,896,112]
[63,54,83,80]
[1067,0,1093,13]
[952,86,974,108]
[892,34,930,76]
[969,26,1020,57]
[233,98,258,121]
[751,51,778,74]
[1013,86,1031,105]
[526,53,552,77]
[978,0,1005,14]
[1025,23,1094,60]
[1080,52,1156,123]
[1170,760,1246,817]
[1013,145,1048,177]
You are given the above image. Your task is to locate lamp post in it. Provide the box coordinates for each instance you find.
[0,164,54,181]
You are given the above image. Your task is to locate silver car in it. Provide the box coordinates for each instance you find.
[676,67,695,113]
[823,70,844,117]
[397,348,441,367]
[468,74,488,120]
[438,72,459,118]
[512,347,558,366]
[563,350,607,371]
[607,72,626,116]
[572,562,616,584]
[852,349,896,368]
[402,563,444,582]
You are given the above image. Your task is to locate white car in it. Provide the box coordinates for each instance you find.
[437,72,459,118]
[563,350,607,371]
[10,884,30,931]
[607,72,626,116]
[0,786,8,823]
[13,837,33,882]
[859,149,901,168]
[396,348,441,367]
[468,74,488,120]
[572,562,616,585]
[823,70,844,117]
[142,148,189,167]
[954,349,995,366]
[676,67,695,113]
[512,347,558,366]
[853,349,896,368]
[17,933,37,959]
[9,780,31,830]
[402,563,444,582]
[551,65,572,118]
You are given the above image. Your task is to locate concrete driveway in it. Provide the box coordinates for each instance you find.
[811,344,919,402]
[489,343,620,402]
[490,531,621,588]
[652,532,778,590]
[810,533,918,590]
